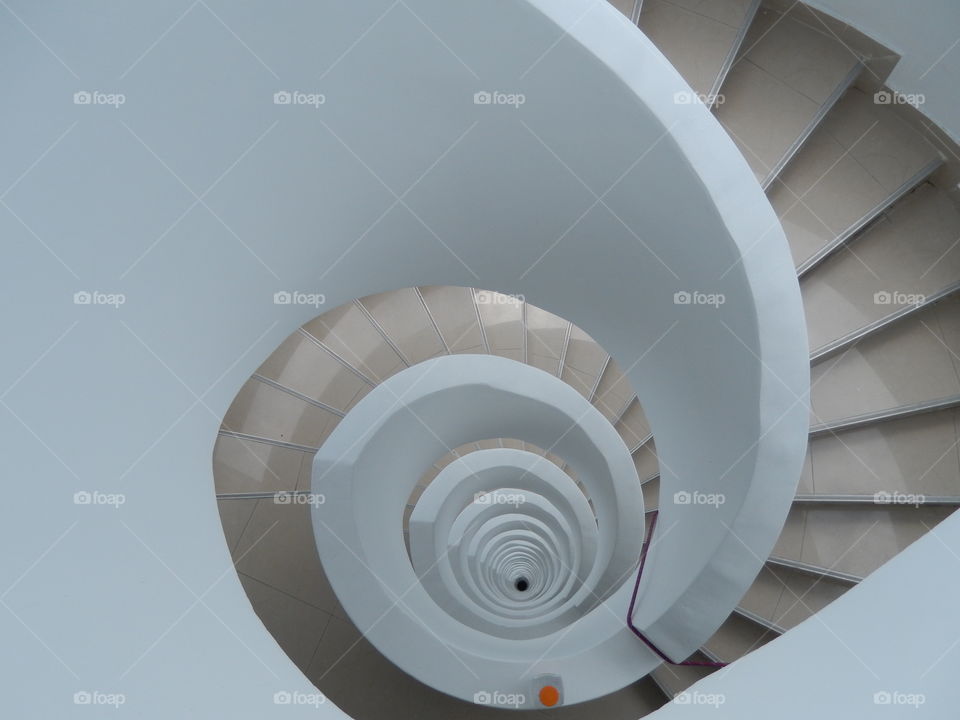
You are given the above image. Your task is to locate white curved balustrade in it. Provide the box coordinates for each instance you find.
[1,0,815,716]
[410,449,599,638]
[312,355,650,705]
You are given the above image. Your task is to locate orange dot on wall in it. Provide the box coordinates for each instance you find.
[539,685,560,707]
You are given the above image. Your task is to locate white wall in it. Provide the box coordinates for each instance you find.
[654,510,960,718]
[0,0,807,715]
[807,0,960,144]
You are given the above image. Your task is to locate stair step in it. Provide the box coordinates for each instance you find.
[220,378,341,449]
[794,494,960,506]
[633,438,659,481]
[615,398,653,450]
[766,555,863,584]
[810,297,960,425]
[803,182,960,354]
[702,610,777,662]
[641,474,660,510]
[772,503,955,578]
[638,0,758,98]
[607,0,639,21]
[561,325,611,400]
[714,4,862,183]
[593,357,635,422]
[810,280,960,364]
[525,303,569,376]
[650,653,717,696]
[806,405,960,502]
[739,562,852,631]
[766,86,942,273]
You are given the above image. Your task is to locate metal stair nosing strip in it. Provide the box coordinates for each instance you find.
[766,555,863,584]
[796,157,943,279]
[557,321,573,379]
[647,671,674,702]
[610,394,638,430]
[760,60,864,191]
[809,278,960,364]
[706,0,763,111]
[354,299,411,367]
[217,429,319,453]
[733,605,786,636]
[630,432,654,454]
[415,287,451,354]
[588,355,612,404]
[216,489,317,501]
[808,395,960,438]
[470,287,491,355]
[697,646,724,666]
[251,373,345,418]
[793,493,960,506]
[298,327,377,386]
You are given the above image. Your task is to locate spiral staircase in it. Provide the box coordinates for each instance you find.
[204,0,960,712]
[4,0,960,718]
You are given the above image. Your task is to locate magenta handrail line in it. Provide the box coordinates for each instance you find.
[626,510,728,668]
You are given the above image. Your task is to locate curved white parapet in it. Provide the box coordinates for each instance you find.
[653,512,960,718]
[806,0,960,144]
[311,355,650,706]
[409,449,599,637]
[1,0,809,716]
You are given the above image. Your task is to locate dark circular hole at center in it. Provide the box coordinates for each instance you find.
[515,578,529,592]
